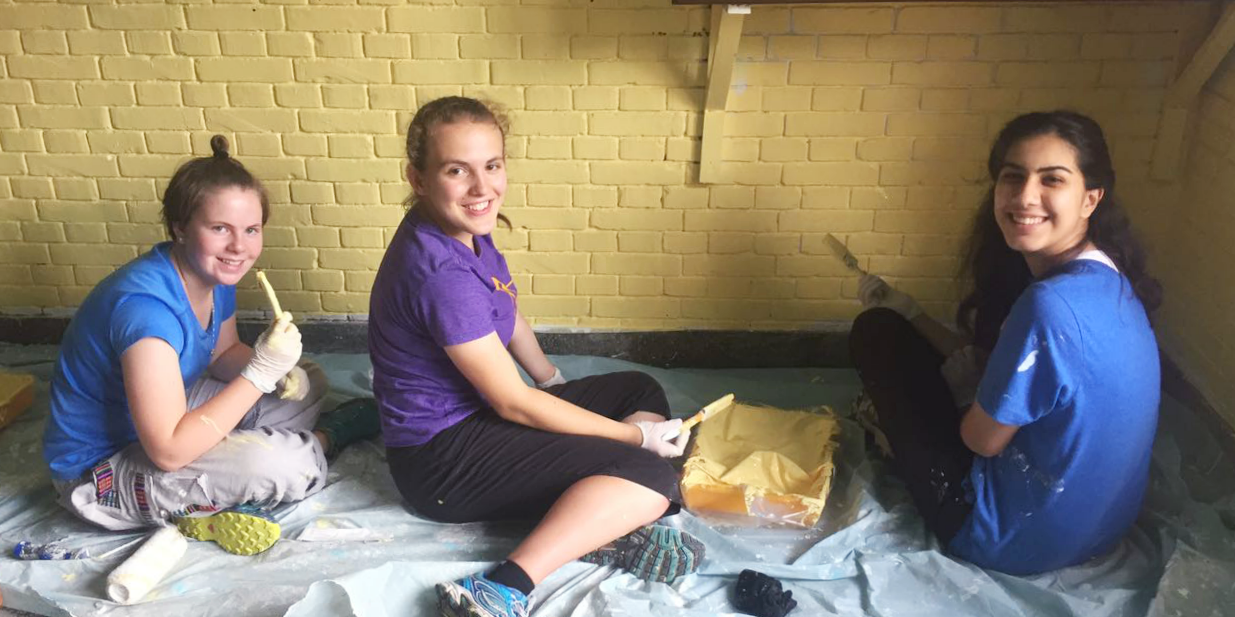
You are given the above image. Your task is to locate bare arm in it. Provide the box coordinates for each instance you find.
[122,337,264,472]
[445,332,641,445]
[207,315,252,383]
[959,401,1019,458]
[507,313,557,385]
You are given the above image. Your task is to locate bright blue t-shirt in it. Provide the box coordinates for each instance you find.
[43,242,236,481]
[949,259,1159,575]
[369,212,518,448]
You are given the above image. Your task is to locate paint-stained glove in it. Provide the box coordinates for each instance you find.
[241,315,302,394]
[858,274,923,320]
[635,419,689,458]
[535,367,567,389]
[276,365,310,401]
[941,345,987,409]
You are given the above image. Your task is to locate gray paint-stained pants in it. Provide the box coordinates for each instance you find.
[53,361,330,530]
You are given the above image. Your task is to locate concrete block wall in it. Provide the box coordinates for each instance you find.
[0,0,1212,334]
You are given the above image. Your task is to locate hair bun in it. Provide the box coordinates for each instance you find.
[209,134,230,159]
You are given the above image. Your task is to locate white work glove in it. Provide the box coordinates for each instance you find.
[634,418,689,458]
[940,345,987,409]
[240,314,303,394]
[858,274,923,321]
[276,365,310,401]
[535,367,566,389]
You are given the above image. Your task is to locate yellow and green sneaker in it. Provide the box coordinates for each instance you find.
[176,504,280,556]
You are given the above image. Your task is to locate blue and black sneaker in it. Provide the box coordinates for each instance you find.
[436,572,529,617]
[314,397,382,457]
[579,524,704,584]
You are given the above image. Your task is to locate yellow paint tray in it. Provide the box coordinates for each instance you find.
[680,400,839,527]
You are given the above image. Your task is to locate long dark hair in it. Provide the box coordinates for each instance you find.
[404,96,511,229]
[956,111,1162,349]
[162,135,269,242]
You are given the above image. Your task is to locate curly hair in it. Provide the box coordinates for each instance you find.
[956,111,1163,350]
[404,96,511,228]
[161,135,269,242]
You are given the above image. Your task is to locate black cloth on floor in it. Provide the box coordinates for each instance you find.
[734,569,797,617]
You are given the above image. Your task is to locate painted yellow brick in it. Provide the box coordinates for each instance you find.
[867,35,927,60]
[887,113,984,137]
[656,230,704,255]
[510,159,589,184]
[750,233,795,255]
[614,276,659,296]
[91,5,183,29]
[293,59,391,85]
[523,137,570,160]
[528,230,572,252]
[816,35,867,60]
[794,7,893,34]
[811,87,863,111]
[667,34,707,61]
[0,82,33,106]
[969,88,1018,111]
[23,31,68,55]
[102,57,194,82]
[573,87,619,111]
[508,111,585,137]
[294,226,340,248]
[31,82,77,106]
[51,243,135,266]
[898,7,1000,33]
[575,274,616,296]
[357,34,407,60]
[591,161,684,186]
[764,35,812,60]
[43,131,88,153]
[180,84,225,108]
[112,108,203,131]
[1004,6,1107,34]
[1,130,42,152]
[1101,61,1171,87]
[856,137,912,162]
[1026,34,1081,60]
[0,32,17,55]
[364,86,411,112]
[591,112,685,137]
[486,7,585,33]
[618,35,669,62]
[312,204,404,228]
[325,135,371,160]
[297,270,341,293]
[171,32,220,57]
[75,84,133,109]
[618,138,663,161]
[146,133,191,155]
[591,9,688,34]
[394,61,486,85]
[520,86,568,112]
[31,264,73,286]
[223,84,272,108]
[123,32,170,56]
[185,6,283,31]
[779,209,873,233]
[300,110,392,134]
[27,154,117,178]
[709,232,755,254]
[526,185,571,208]
[0,222,21,242]
[17,108,104,130]
[291,182,334,205]
[789,61,890,86]
[286,7,383,32]
[1131,34,1178,60]
[783,161,876,186]
[617,231,661,253]
[996,62,1100,87]
[97,178,155,201]
[0,265,32,285]
[317,248,385,271]
[618,186,662,209]
[589,253,677,277]
[902,234,965,257]
[411,34,458,60]
[525,35,575,60]
[569,231,613,254]
[568,188,613,211]
[718,139,756,163]
[0,5,87,29]
[491,61,585,86]
[619,87,667,111]
[785,112,885,137]
[752,137,804,163]
[221,32,266,57]
[232,134,278,158]
[53,178,98,201]
[136,83,181,107]
[928,35,976,60]
[388,7,485,33]
[530,274,573,295]
[680,210,773,233]
[921,89,969,111]
[977,34,1028,61]
[893,62,992,86]
[0,242,52,264]
[758,88,808,112]
[338,228,383,249]
[459,35,518,59]
[197,58,292,83]
[105,223,163,245]
[11,178,52,200]
[862,87,919,111]
[881,161,985,186]
[0,154,25,175]
[318,292,367,313]
[10,57,98,80]
[505,252,590,275]
[589,61,703,87]
[323,85,367,109]
[683,254,774,277]
[874,209,973,234]
[572,36,619,60]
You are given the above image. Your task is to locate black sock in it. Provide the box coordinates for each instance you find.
[487,560,534,596]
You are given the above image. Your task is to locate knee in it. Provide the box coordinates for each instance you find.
[849,308,910,368]
[625,372,669,414]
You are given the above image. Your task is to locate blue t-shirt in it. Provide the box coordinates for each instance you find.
[369,212,518,448]
[949,259,1159,574]
[43,242,236,481]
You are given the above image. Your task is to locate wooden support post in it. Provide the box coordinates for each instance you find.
[1152,0,1235,180]
[699,5,747,184]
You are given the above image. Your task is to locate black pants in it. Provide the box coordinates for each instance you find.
[849,308,975,545]
[387,371,681,524]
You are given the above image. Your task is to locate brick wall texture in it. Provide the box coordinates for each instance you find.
[0,0,1219,344]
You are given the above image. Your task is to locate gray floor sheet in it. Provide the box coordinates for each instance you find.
[1,345,1233,616]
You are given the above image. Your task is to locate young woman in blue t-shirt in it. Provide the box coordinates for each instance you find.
[370,97,703,617]
[849,111,1163,574]
[43,137,378,554]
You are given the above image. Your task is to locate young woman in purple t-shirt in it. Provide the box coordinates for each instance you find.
[370,96,704,617]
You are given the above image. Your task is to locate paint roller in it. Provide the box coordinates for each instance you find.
[106,527,187,605]
[255,270,302,399]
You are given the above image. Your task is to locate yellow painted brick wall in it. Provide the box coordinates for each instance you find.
[0,0,1212,331]
[1161,53,1235,427]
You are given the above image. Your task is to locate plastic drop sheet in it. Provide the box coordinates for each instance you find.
[681,402,838,527]
[1,345,1234,617]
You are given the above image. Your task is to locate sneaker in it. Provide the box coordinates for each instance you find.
[314,397,382,457]
[436,572,529,617]
[579,524,705,584]
[175,503,280,556]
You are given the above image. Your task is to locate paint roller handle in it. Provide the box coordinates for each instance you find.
[664,393,735,440]
[241,317,303,394]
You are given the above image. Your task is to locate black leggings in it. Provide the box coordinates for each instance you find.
[387,371,681,524]
[849,308,975,545]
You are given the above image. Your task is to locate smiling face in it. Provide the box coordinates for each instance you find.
[410,120,507,250]
[993,133,1105,276]
[175,186,264,288]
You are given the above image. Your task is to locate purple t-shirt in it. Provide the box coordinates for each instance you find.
[369,212,518,447]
